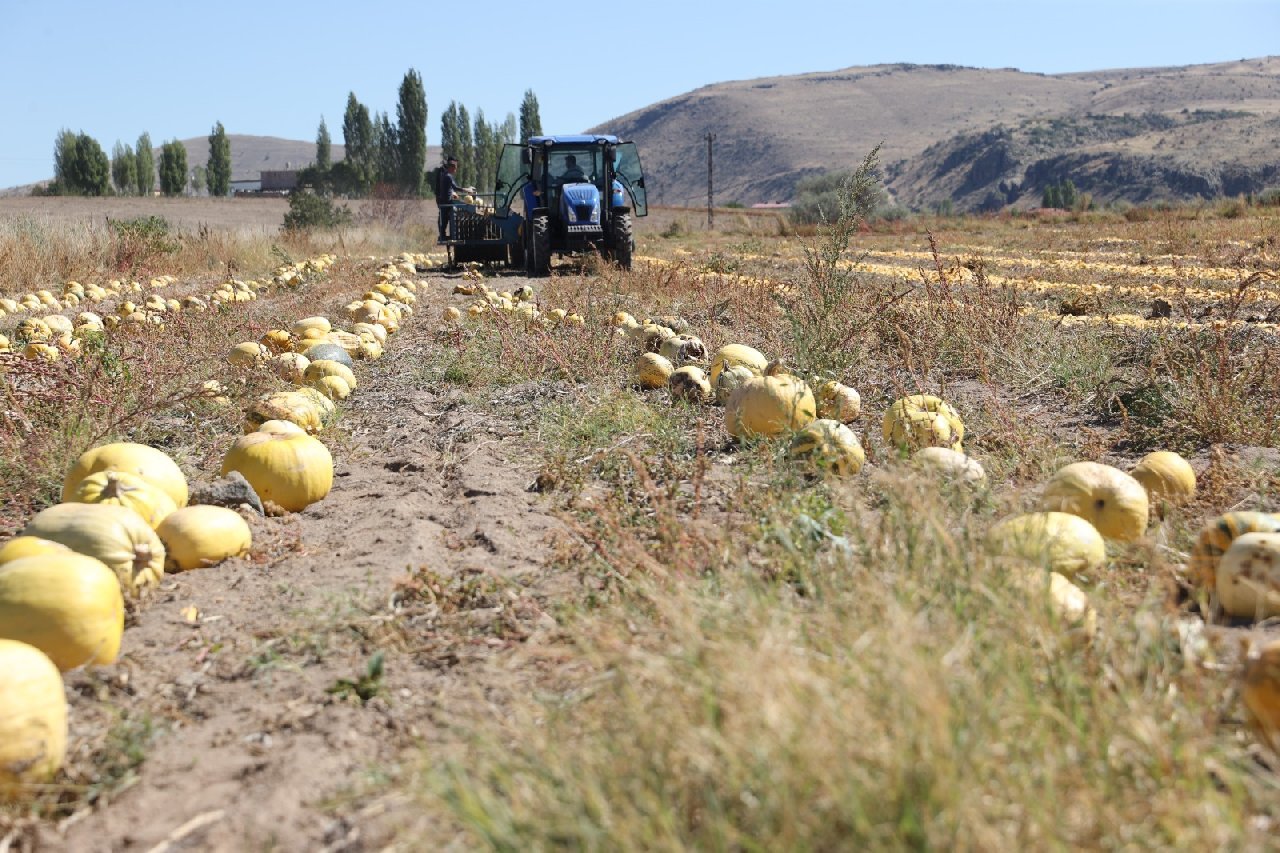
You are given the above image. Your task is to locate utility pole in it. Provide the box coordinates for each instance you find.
[706,132,715,229]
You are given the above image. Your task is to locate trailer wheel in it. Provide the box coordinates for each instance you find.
[611,212,633,271]
[530,214,551,277]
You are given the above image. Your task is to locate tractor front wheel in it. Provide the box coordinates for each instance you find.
[611,212,633,271]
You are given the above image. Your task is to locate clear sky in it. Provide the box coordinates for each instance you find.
[2,0,1276,189]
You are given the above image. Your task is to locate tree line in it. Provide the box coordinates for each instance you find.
[305,82,542,198]
[46,70,545,199]
[49,123,232,197]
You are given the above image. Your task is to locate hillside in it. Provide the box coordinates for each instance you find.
[591,56,1280,210]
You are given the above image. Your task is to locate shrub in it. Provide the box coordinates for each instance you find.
[282,193,352,232]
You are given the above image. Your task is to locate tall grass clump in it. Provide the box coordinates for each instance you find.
[414,465,1278,849]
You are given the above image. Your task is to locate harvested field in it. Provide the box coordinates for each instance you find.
[1,195,1279,850]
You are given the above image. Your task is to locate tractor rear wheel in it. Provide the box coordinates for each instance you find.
[611,212,633,271]
[529,214,551,277]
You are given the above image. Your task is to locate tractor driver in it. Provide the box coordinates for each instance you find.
[560,154,587,183]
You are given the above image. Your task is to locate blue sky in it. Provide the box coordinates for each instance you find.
[2,0,1276,188]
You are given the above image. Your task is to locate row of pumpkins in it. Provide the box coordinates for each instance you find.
[610,310,1280,747]
[0,256,338,362]
[0,253,422,798]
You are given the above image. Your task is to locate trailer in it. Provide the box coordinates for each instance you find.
[438,195,523,268]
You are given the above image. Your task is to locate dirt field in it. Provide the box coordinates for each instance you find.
[2,195,1279,850]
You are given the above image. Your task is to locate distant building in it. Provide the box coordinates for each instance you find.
[230,177,261,193]
[751,202,791,209]
[260,170,300,192]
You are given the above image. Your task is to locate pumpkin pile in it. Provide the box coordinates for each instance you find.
[0,251,426,799]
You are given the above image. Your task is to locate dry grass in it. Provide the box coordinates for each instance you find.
[4,195,1280,847]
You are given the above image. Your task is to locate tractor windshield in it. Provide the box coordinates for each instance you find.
[549,148,601,187]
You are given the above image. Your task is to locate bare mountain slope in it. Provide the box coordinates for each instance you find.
[590,57,1280,209]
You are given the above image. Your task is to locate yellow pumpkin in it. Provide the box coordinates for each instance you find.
[228,341,269,367]
[356,339,384,361]
[311,375,353,401]
[669,366,712,403]
[634,353,675,389]
[708,344,768,385]
[725,363,816,439]
[291,316,332,338]
[0,639,67,795]
[1188,511,1280,590]
[244,390,327,434]
[325,331,364,355]
[259,329,295,354]
[0,536,74,565]
[304,359,358,391]
[1038,461,1149,542]
[714,363,757,406]
[0,554,124,670]
[612,311,636,328]
[883,395,965,453]
[1130,451,1196,505]
[787,418,865,475]
[815,380,862,423]
[913,447,987,485]
[156,505,253,571]
[352,322,388,344]
[221,420,334,512]
[271,351,310,384]
[1010,565,1098,643]
[1216,532,1280,620]
[21,502,165,595]
[63,442,188,507]
[69,469,178,528]
[1243,638,1280,753]
[986,512,1107,580]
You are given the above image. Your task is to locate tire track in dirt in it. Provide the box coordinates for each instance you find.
[45,275,566,852]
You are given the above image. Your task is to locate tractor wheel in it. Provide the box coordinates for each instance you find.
[529,214,551,277]
[611,212,634,271]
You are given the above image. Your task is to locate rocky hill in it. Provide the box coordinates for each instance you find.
[590,57,1280,210]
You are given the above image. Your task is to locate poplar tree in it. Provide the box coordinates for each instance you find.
[396,68,427,195]
[519,89,542,143]
[342,92,374,194]
[207,121,231,196]
[158,140,188,196]
[135,132,155,195]
[316,117,332,172]
[111,141,137,194]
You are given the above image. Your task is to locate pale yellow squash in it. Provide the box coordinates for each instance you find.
[222,420,334,512]
[1038,461,1148,542]
[725,363,816,439]
[787,419,865,475]
[1130,450,1196,505]
[0,639,67,795]
[0,536,74,565]
[1216,532,1280,620]
[883,395,965,453]
[0,554,124,670]
[986,511,1107,580]
[708,344,768,385]
[21,502,165,595]
[69,469,178,528]
[634,353,674,389]
[156,505,253,571]
[63,442,188,508]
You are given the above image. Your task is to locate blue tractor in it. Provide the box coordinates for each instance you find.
[491,135,648,275]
